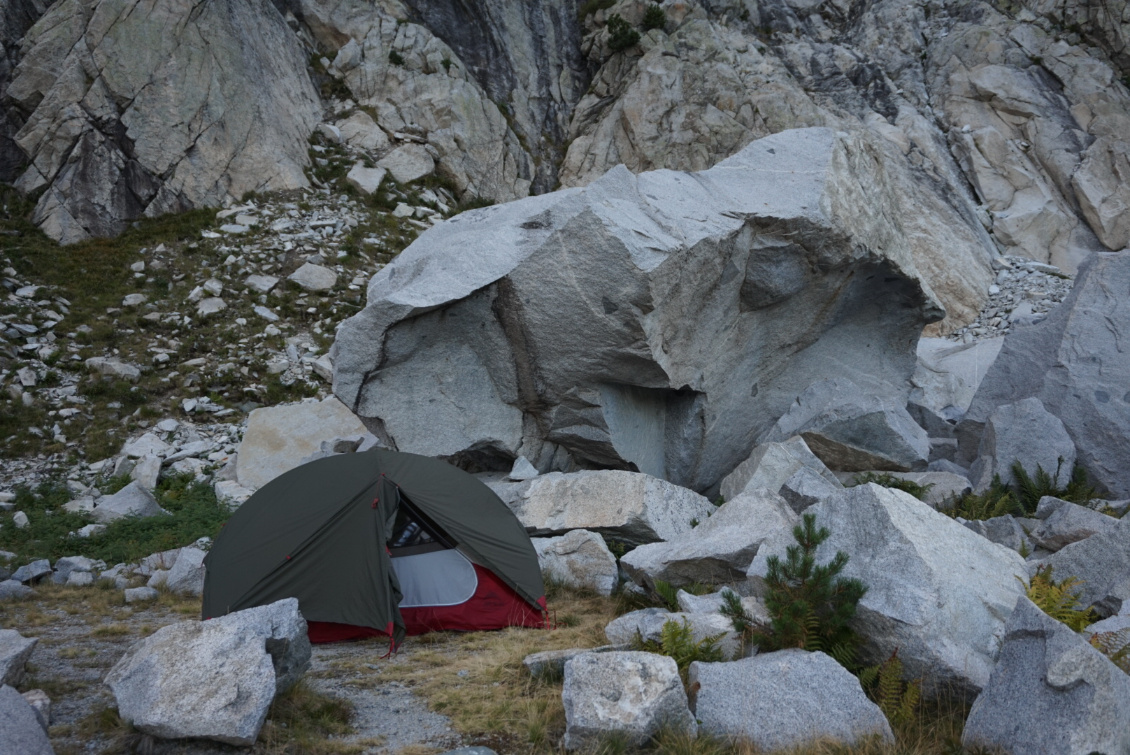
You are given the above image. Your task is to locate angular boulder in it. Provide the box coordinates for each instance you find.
[978,397,1076,488]
[236,397,369,490]
[333,128,943,494]
[1038,514,1130,617]
[718,436,840,502]
[8,0,320,244]
[604,608,740,659]
[619,489,797,589]
[495,470,714,545]
[962,598,1130,755]
[91,482,169,523]
[0,685,53,755]
[911,336,1004,418]
[105,599,309,744]
[779,466,844,514]
[1029,501,1118,552]
[689,650,893,750]
[11,558,51,583]
[533,530,618,596]
[748,484,1029,696]
[562,651,695,750]
[763,378,931,472]
[164,547,206,596]
[0,629,37,686]
[963,252,1130,497]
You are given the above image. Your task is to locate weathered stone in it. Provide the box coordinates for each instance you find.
[911,337,1004,417]
[211,598,311,695]
[196,298,227,317]
[52,556,100,585]
[333,128,944,494]
[0,579,33,600]
[533,530,618,596]
[9,0,320,244]
[0,629,37,686]
[562,651,694,750]
[236,397,369,490]
[523,645,625,679]
[21,688,50,730]
[961,515,1031,554]
[121,432,172,459]
[0,685,53,755]
[245,274,279,294]
[779,467,843,514]
[11,559,51,583]
[164,547,206,596]
[130,454,162,490]
[1029,501,1118,552]
[963,598,1130,755]
[288,263,338,292]
[124,586,159,603]
[718,436,840,502]
[91,482,169,523]
[604,608,740,658]
[749,484,1029,696]
[978,397,1075,488]
[1038,514,1130,616]
[964,253,1130,497]
[495,470,714,545]
[345,163,387,195]
[85,357,140,382]
[689,651,894,750]
[377,144,435,184]
[507,456,539,481]
[876,471,972,509]
[336,110,389,152]
[764,378,931,472]
[620,490,796,589]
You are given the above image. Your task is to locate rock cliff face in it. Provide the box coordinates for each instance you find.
[332,128,944,494]
[7,0,321,244]
[0,0,48,183]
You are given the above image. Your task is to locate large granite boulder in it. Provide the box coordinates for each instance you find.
[689,651,893,749]
[1029,500,1119,552]
[964,253,1130,497]
[978,397,1076,488]
[334,128,944,494]
[0,684,54,755]
[490,470,714,545]
[533,529,618,596]
[105,598,310,744]
[762,377,931,472]
[7,0,320,244]
[619,489,797,589]
[562,651,695,750]
[911,337,1004,419]
[748,484,1029,697]
[718,436,840,502]
[962,597,1130,755]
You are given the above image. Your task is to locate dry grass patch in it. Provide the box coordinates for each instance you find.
[91,622,132,637]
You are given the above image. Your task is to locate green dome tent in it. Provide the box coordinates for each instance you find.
[202,450,546,647]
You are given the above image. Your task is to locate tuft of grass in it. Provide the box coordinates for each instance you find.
[851,473,933,501]
[256,681,362,753]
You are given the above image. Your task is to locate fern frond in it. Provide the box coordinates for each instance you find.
[1023,566,1097,631]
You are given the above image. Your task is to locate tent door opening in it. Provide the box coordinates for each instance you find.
[388,493,478,608]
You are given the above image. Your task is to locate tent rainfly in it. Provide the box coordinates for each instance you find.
[202,450,547,647]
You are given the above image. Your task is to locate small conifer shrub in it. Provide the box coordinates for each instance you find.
[722,513,866,669]
[642,4,666,31]
[606,14,640,52]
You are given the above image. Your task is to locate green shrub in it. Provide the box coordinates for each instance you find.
[632,618,724,679]
[388,49,405,66]
[722,513,866,670]
[852,472,933,501]
[945,460,1100,520]
[641,4,666,31]
[606,14,640,52]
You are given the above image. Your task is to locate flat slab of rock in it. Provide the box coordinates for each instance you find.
[91,482,169,523]
[912,336,1004,416]
[719,436,840,501]
[288,263,338,292]
[0,685,53,755]
[346,163,387,195]
[523,645,625,679]
[333,128,943,494]
[0,629,37,686]
[563,651,694,750]
[689,650,893,750]
[85,357,140,382]
[377,144,435,184]
[533,530,617,596]
[764,378,930,472]
[236,397,369,490]
[497,470,715,545]
[963,598,1130,755]
[11,559,51,584]
[620,489,796,589]
[604,608,740,659]
[1029,500,1118,552]
[748,483,1029,696]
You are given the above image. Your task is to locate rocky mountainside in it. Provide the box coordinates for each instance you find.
[0,0,1125,333]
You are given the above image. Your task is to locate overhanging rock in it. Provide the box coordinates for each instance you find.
[333,128,944,493]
